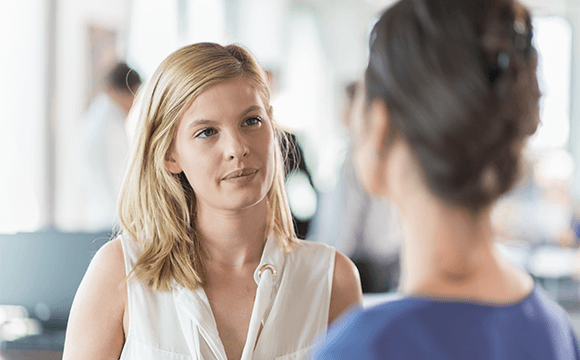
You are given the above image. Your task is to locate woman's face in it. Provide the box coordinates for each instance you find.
[165,77,276,213]
[350,81,381,196]
[350,79,393,198]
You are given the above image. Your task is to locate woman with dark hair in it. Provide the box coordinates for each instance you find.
[314,0,580,359]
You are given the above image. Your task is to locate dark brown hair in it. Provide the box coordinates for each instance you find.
[107,62,142,93]
[365,0,540,212]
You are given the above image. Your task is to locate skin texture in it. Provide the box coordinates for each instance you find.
[165,77,276,215]
[350,85,534,305]
[63,78,362,360]
[62,239,126,360]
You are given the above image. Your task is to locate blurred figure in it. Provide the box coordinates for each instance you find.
[79,62,142,231]
[493,149,575,247]
[315,0,580,359]
[308,81,402,293]
[280,131,317,239]
[265,69,317,239]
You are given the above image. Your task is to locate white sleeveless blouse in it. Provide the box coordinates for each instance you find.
[119,234,336,360]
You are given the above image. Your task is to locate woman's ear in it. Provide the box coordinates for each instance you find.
[164,151,182,174]
[368,99,390,156]
[352,98,392,197]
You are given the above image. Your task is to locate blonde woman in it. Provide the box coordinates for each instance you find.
[63,43,362,360]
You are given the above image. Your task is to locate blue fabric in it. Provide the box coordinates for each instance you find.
[314,286,580,359]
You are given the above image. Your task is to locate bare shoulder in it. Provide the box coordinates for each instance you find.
[80,237,127,294]
[91,237,126,274]
[62,237,127,360]
[328,250,363,325]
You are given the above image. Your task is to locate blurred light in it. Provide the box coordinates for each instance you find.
[127,0,180,79]
[286,171,317,221]
[0,318,42,342]
[274,11,325,133]
[187,0,227,44]
[0,177,41,234]
[528,247,576,278]
[361,0,398,6]
[34,302,51,322]
[362,292,401,308]
[529,16,572,149]
[0,305,41,342]
[533,149,575,186]
[0,319,28,341]
[495,242,530,269]
[0,0,45,234]
[0,305,28,324]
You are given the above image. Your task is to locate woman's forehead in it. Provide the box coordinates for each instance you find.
[180,78,268,123]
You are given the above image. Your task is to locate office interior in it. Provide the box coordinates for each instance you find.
[1,0,580,358]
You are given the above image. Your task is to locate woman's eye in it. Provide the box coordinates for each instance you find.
[243,116,262,127]
[195,128,217,138]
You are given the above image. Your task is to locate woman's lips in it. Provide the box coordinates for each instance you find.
[222,168,259,181]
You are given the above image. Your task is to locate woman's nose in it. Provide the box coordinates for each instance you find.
[224,132,249,160]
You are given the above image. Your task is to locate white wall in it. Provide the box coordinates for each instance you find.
[0,0,48,233]
[54,0,132,230]
[566,1,580,203]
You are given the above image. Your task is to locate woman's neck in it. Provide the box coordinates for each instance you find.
[393,174,533,303]
[196,198,269,270]
[397,194,490,289]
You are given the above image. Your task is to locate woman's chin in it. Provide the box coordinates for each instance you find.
[223,193,269,213]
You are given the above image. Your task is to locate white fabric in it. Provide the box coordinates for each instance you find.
[119,234,335,360]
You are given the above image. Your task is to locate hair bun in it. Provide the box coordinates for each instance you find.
[365,0,540,212]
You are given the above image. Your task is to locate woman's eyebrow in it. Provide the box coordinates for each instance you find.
[187,119,217,129]
[241,105,262,116]
[186,105,263,129]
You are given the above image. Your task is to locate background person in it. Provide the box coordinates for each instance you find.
[315,0,580,358]
[308,81,402,293]
[64,43,362,360]
[79,62,142,231]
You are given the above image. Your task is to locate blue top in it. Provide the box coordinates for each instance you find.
[314,286,580,360]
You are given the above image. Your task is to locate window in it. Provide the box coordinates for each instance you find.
[0,0,48,233]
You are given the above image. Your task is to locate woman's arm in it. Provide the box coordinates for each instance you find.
[328,251,363,325]
[63,238,127,360]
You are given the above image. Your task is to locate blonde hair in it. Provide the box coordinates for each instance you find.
[118,43,296,292]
